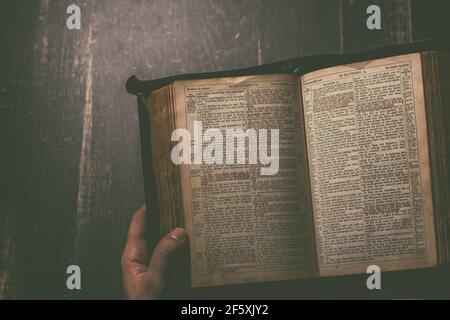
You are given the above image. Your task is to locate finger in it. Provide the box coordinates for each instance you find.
[127,206,147,242]
[148,228,187,278]
[121,206,149,273]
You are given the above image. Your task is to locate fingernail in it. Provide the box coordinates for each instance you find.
[169,228,186,241]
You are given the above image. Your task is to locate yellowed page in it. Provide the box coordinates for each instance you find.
[301,53,437,277]
[173,74,317,287]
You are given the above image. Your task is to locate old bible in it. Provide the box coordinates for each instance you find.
[127,40,449,288]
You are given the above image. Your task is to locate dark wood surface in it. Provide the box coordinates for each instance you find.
[1,0,449,299]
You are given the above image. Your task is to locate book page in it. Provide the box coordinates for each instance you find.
[301,53,437,276]
[173,75,316,287]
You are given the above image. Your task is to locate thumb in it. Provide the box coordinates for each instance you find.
[148,228,187,279]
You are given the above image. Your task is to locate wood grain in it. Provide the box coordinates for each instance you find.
[0,0,448,299]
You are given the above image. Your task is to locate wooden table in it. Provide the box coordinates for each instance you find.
[1,0,449,299]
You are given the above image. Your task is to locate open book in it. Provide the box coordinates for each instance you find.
[129,45,449,288]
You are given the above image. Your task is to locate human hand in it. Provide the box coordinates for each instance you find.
[121,206,187,299]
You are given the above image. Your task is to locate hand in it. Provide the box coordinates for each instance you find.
[121,206,187,299]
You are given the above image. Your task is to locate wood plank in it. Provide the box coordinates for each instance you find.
[0,0,94,299]
[410,0,450,40]
[257,0,343,63]
[0,0,38,299]
[343,0,413,53]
